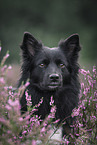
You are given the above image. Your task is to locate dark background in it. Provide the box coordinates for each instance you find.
[0,0,97,68]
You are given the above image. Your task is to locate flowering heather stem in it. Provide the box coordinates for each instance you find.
[71,66,97,144]
[1,51,9,66]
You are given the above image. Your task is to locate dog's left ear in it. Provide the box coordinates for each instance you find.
[59,34,81,60]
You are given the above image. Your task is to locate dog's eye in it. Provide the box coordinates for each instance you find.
[59,63,65,68]
[39,63,45,68]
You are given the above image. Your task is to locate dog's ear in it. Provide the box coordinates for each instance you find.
[59,34,81,60]
[20,32,42,56]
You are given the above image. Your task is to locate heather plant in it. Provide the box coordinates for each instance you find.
[70,66,97,144]
[0,47,97,145]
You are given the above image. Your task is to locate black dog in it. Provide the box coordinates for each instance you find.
[18,32,81,137]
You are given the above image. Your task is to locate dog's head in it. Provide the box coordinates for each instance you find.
[20,32,81,91]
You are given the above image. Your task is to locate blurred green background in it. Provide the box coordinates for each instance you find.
[0,0,97,69]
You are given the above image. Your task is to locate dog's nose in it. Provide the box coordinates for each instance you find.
[49,74,59,82]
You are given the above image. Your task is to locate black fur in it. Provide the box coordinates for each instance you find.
[18,32,81,136]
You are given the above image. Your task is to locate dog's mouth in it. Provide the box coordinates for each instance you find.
[48,83,61,90]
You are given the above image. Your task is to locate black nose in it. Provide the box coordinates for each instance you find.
[49,74,59,82]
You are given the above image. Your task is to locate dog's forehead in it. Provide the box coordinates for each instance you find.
[41,46,67,62]
[43,46,61,55]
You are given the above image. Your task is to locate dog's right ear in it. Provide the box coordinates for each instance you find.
[20,32,42,56]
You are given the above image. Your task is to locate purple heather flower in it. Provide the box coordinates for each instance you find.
[25,91,32,106]
[37,98,43,107]
[22,130,27,135]
[35,98,43,108]
[51,106,56,113]
[4,53,9,59]
[18,117,23,122]
[81,83,84,89]
[50,96,54,106]
[25,81,30,87]
[72,108,80,117]
[32,140,36,145]
[53,119,60,124]
[5,104,11,110]
[80,69,87,75]
[0,77,5,84]
[0,118,6,123]
[8,65,12,70]
[0,46,1,51]
[93,66,96,73]
[1,65,7,72]
[41,127,46,133]
[8,99,19,107]
[31,109,38,114]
